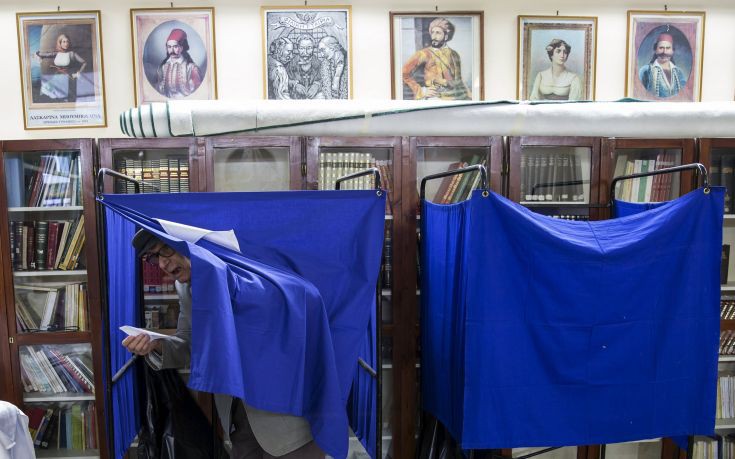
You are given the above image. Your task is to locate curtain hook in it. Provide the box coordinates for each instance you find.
[664,4,668,11]
[703,186,711,194]
[435,5,438,12]
[376,190,383,197]
[556,10,559,16]
[170,2,174,8]
[482,190,489,198]
[57,5,60,11]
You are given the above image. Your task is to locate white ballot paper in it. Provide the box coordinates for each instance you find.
[120,325,185,343]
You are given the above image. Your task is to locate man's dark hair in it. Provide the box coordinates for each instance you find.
[132,229,159,253]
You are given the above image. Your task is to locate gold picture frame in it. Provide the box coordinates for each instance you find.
[517,15,597,101]
[390,11,484,100]
[261,5,352,100]
[625,10,705,101]
[16,10,107,129]
[130,7,218,106]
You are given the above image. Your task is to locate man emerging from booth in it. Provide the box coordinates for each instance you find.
[122,229,324,458]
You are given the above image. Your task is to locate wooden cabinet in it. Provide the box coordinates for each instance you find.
[0,139,107,458]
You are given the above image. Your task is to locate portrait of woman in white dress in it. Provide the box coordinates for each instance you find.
[529,38,582,101]
[518,16,596,102]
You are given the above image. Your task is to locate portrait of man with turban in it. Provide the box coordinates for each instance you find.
[401,17,473,100]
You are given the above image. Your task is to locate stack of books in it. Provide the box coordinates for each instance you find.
[521,152,585,203]
[15,283,88,332]
[613,151,677,203]
[114,156,190,193]
[431,155,486,204]
[26,402,97,451]
[4,152,81,208]
[9,215,85,271]
[20,345,94,395]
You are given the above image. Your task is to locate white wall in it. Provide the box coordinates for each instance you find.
[0,0,733,139]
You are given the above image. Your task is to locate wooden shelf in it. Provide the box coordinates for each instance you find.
[715,419,735,430]
[720,355,735,362]
[8,206,84,212]
[35,450,100,458]
[143,293,179,300]
[24,392,95,402]
[13,270,86,278]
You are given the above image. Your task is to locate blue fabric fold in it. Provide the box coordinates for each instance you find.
[421,187,723,449]
[104,208,142,459]
[100,190,385,459]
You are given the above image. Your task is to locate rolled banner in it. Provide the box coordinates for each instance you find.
[119,99,735,138]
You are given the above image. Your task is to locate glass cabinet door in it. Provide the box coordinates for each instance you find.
[410,137,501,459]
[307,137,400,459]
[1,141,105,458]
[600,139,696,213]
[509,137,601,221]
[98,138,198,194]
[207,136,302,191]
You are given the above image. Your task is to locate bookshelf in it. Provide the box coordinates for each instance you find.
[306,136,401,458]
[204,135,302,191]
[405,136,503,459]
[596,137,697,459]
[0,139,106,458]
[508,136,602,221]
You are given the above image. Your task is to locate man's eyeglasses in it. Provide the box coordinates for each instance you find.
[142,245,175,265]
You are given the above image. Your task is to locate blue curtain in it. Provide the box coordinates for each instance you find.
[103,207,142,459]
[421,188,723,449]
[99,190,385,459]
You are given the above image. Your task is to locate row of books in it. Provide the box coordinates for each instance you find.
[721,298,735,320]
[692,435,735,459]
[114,156,190,193]
[723,245,731,285]
[15,283,88,332]
[718,374,735,419]
[431,156,486,204]
[27,402,97,451]
[521,153,585,203]
[710,155,735,214]
[9,216,85,271]
[4,152,82,208]
[142,261,176,293]
[550,215,590,221]
[318,153,394,214]
[20,345,94,395]
[144,303,181,329]
[612,152,677,203]
[719,330,735,355]
[382,221,392,289]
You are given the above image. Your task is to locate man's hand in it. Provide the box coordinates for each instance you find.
[122,334,161,356]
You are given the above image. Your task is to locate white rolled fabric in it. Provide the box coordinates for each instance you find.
[119,99,735,138]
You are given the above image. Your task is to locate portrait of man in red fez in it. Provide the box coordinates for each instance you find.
[155,28,203,98]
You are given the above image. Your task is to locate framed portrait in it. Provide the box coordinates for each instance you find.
[16,10,106,129]
[262,5,352,100]
[131,7,217,106]
[626,10,705,102]
[517,16,597,101]
[390,11,483,100]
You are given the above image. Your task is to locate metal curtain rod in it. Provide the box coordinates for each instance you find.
[531,179,589,196]
[420,164,488,201]
[335,167,383,193]
[609,162,709,206]
[96,167,161,197]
